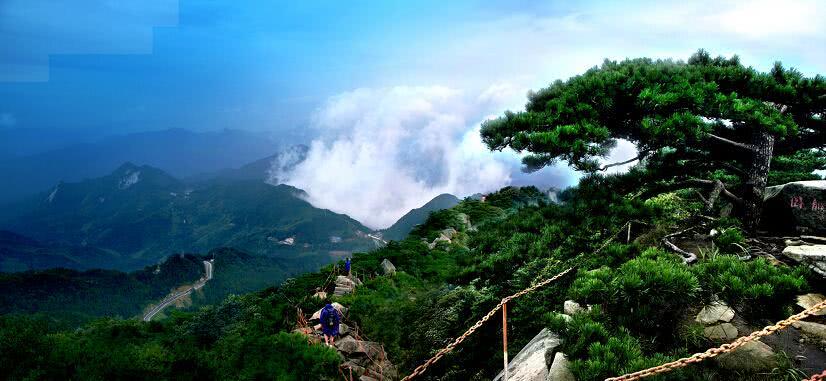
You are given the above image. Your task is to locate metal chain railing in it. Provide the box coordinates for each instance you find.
[805,369,826,381]
[400,220,631,381]
[605,298,826,381]
[400,267,575,381]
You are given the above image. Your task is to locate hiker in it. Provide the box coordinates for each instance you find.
[344,257,351,277]
[319,302,341,347]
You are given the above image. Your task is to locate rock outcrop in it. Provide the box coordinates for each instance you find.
[300,303,398,380]
[546,352,574,381]
[792,321,826,341]
[334,275,362,297]
[380,259,396,276]
[563,300,586,316]
[715,339,777,372]
[762,180,826,235]
[782,245,826,277]
[797,293,826,316]
[428,228,457,249]
[493,328,562,381]
[703,323,738,341]
[695,301,735,325]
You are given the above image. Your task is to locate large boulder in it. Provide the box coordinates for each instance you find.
[762,180,826,235]
[797,293,826,316]
[546,352,575,381]
[782,245,826,277]
[493,328,562,381]
[563,300,586,316]
[792,321,826,341]
[335,336,386,359]
[715,340,777,372]
[380,259,396,276]
[703,323,739,341]
[695,301,735,325]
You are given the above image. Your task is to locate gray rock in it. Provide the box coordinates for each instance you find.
[359,376,378,381]
[783,245,826,277]
[380,259,396,276]
[695,302,735,325]
[336,275,357,288]
[342,361,366,377]
[703,323,739,341]
[339,323,351,337]
[563,300,585,315]
[493,328,562,381]
[762,180,826,235]
[546,352,575,381]
[335,336,385,359]
[715,340,777,372]
[792,321,826,340]
[797,293,826,316]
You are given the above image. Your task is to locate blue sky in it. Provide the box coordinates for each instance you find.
[1,0,825,227]
[1,0,824,133]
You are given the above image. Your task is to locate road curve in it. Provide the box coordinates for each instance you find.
[143,260,214,322]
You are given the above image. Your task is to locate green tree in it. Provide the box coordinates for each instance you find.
[481,50,825,231]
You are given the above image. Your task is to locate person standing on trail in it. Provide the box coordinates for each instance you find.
[320,301,341,347]
[344,257,351,277]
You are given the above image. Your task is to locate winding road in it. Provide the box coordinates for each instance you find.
[142,259,214,322]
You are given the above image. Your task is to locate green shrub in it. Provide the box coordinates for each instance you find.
[692,256,808,317]
[644,192,701,224]
[714,228,745,254]
[569,257,699,337]
[552,310,690,381]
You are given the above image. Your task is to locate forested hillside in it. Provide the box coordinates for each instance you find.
[2,163,376,270]
[1,51,824,381]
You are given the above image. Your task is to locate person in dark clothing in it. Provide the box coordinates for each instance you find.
[344,257,351,277]
[319,302,341,346]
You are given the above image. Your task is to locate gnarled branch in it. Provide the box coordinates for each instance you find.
[688,178,744,205]
[705,133,756,152]
[599,155,642,171]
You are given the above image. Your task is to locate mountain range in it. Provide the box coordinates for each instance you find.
[380,193,461,241]
[0,128,301,204]
[1,161,376,271]
[0,147,463,324]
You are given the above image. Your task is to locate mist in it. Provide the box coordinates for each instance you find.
[275,86,524,229]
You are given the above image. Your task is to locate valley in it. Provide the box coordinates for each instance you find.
[143,259,214,322]
[1,6,825,378]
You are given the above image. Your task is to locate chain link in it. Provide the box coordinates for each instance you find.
[605,298,826,381]
[400,221,630,381]
[400,267,575,381]
[806,369,826,381]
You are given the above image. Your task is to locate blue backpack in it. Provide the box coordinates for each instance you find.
[324,307,338,328]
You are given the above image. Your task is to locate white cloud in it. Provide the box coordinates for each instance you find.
[277,86,518,229]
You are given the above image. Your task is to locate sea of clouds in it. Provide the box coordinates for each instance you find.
[275,85,531,229]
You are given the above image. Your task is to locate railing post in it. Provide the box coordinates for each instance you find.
[502,301,509,381]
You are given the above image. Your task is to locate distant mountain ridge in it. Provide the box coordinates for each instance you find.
[1,162,376,270]
[381,193,460,241]
[188,144,309,184]
[0,230,127,272]
[0,128,301,204]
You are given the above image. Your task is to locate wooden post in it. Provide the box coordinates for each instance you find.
[502,301,509,381]
[627,221,632,243]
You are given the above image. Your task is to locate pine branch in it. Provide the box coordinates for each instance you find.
[598,155,642,171]
[705,133,756,152]
[688,178,744,205]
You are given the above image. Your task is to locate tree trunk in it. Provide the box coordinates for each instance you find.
[743,129,775,233]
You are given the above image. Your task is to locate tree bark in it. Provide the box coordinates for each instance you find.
[743,129,775,233]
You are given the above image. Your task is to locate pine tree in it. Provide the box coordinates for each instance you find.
[481,50,826,232]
